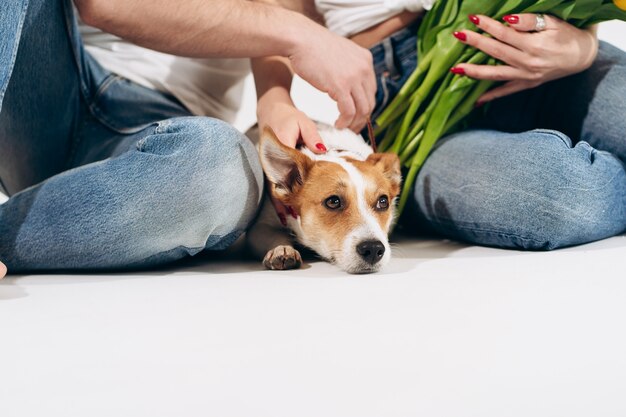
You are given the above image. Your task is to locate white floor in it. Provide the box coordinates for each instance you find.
[1,22,626,417]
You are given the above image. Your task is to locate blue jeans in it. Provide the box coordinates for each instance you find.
[0,0,263,272]
[371,26,626,249]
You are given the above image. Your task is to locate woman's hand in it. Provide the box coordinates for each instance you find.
[257,95,326,152]
[257,95,326,226]
[257,98,322,226]
[252,55,327,153]
[452,14,599,104]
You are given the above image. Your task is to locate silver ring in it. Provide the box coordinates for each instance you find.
[535,14,547,31]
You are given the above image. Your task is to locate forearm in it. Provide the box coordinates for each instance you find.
[252,56,294,111]
[74,0,321,58]
[251,0,324,24]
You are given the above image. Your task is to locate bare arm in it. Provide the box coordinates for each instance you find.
[76,0,376,131]
[252,55,326,151]
[248,0,375,134]
[75,0,318,58]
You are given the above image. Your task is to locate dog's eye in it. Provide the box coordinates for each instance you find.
[376,195,389,211]
[324,195,342,210]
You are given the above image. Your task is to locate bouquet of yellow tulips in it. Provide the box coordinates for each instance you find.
[375,0,626,215]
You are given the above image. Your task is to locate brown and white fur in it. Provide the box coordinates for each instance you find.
[247,124,401,274]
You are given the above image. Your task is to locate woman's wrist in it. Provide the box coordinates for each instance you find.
[257,86,295,122]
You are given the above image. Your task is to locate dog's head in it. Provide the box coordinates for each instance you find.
[259,127,401,274]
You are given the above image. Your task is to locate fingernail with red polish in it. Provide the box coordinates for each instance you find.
[315,143,327,152]
[503,15,519,24]
[278,213,287,227]
[469,14,480,25]
[450,67,466,76]
[453,31,467,42]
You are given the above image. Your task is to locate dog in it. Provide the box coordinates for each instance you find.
[247,124,402,274]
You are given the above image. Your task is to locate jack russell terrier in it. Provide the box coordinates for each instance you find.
[247,124,401,274]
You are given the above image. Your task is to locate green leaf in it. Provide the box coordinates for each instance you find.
[580,3,626,24]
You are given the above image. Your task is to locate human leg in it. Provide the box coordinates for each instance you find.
[404,41,626,249]
[476,41,626,162]
[0,0,84,194]
[404,128,625,249]
[1,0,263,272]
[368,33,626,249]
[0,116,263,272]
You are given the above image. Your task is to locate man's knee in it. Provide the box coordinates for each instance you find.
[139,116,264,250]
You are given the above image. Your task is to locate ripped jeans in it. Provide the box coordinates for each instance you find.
[0,0,263,272]
[370,26,626,249]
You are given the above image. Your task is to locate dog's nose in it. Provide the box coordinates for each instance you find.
[356,240,385,264]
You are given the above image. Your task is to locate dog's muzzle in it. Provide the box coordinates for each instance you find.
[356,240,386,265]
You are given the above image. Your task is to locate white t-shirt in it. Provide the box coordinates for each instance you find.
[315,0,435,37]
[79,20,250,123]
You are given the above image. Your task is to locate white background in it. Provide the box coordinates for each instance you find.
[1,21,626,417]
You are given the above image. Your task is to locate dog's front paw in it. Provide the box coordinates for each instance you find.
[263,245,302,270]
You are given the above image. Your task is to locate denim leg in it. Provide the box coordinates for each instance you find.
[1,0,263,271]
[0,117,263,272]
[408,129,626,250]
[405,41,626,249]
[476,42,626,163]
[0,0,82,194]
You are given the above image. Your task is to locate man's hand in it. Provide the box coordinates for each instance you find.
[251,0,376,132]
[288,27,376,132]
[252,56,327,153]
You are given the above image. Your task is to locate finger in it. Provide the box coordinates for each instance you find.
[453,63,534,82]
[466,14,529,52]
[334,93,356,130]
[274,125,300,149]
[502,13,559,32]
[363,66,377,114]
[455,27,526,67]
[348,85,370,132]
[299,118,327,154]
[477,80,539,104]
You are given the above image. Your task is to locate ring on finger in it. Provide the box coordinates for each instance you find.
[534,14,547,32]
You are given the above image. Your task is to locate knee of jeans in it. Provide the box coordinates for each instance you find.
[139,117,264,250]
[508,140,625,250]
[418,129,625,250]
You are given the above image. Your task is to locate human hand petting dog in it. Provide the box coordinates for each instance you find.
[256,92,321,226]
[452,14,598,105]
[288,29,376,132]
[257,90,326,153]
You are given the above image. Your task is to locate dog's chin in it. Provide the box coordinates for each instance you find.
[345,263,383,275]
[331,256,389,275]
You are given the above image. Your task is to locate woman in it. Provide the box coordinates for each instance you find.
[254,0,626,250]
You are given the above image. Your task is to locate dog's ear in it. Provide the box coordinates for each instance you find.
[366,153,402,195]
[259,127,313,199]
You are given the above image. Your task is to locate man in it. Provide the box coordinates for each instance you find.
[0,0,376,275]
